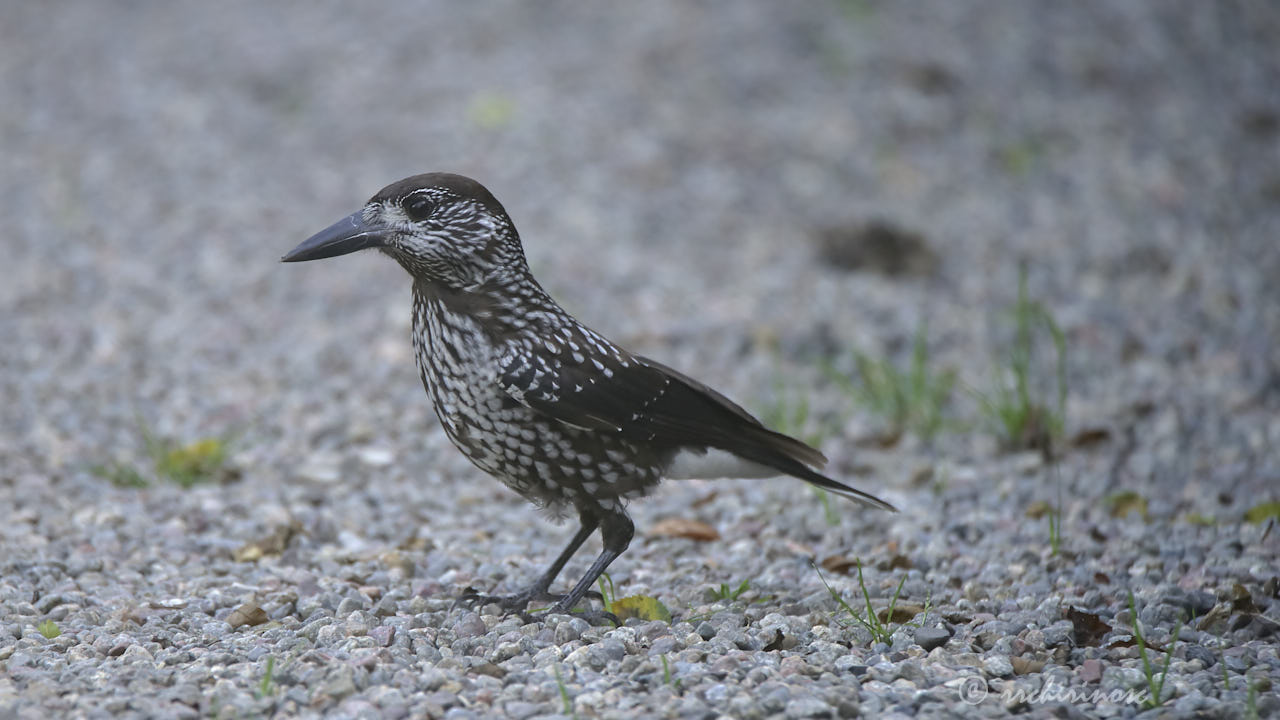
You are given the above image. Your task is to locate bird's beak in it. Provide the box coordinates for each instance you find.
[282,211,387,262]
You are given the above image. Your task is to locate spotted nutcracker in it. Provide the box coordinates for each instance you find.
[283,173,895,623]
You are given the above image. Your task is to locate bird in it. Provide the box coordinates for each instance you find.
[283,172,895,623]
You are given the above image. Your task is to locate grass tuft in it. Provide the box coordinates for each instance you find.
[815,560,923,645]
[759,380,825,448]
[144,429,232,488]
[825,323,956,442]
[89,461,149,488]
[255,656,275,699]
[595,572,616,615]
[972,264,1067,457]
[812,487,839,526]
[94,417,238,489]
[660,654,682,691]
[759,376,841,525]
[1048,461,1064,556]
[553,665,575,717]
[1128,592,1181,708]
[709,579,752,603]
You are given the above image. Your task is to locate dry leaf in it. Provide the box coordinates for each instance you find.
[227,602,269,628]
[1066,606,1110,647]
[380,550,416,577]
[1012,657,1046,674]
[233,523,298,562]
[1105,491,1148,520]
[879,603,925,623]
[1025,500,1051,519]
[820,555,860,574]
[397,535,434,552]
[690,491,719,509]
[1244,501,1280,524]
[1229,584,1260,614]
[856,431,902,449]
[878,554,913,571]
[611,595,672,623]
[909,465,934,487]
[1196,603,1231,633]
[783,540,814,557]
[119,606,150,626]
[472,662,506,679]
[1070,427,1111,448]
[761,628,785,652]
[649,518,719,542]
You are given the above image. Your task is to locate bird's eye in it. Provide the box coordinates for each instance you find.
[404,195,435,221]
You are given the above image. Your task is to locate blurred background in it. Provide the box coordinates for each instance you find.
[2,1,1277,513]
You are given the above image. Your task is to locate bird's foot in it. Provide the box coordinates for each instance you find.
[519,605,619,627]
[456,588,543,612]
[457,587,604,614]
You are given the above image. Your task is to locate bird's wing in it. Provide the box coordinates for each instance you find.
[497,342,827,468]
[498,340,896,511]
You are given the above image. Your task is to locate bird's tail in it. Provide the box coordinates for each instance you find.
[735,425,898,512]
[789,463,898,512]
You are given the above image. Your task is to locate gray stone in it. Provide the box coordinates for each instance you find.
[554,618,589,645]
[914,626,951,651]
[452,612,488,639]
[785,695,834,718]
[983,655,1014,678]
[1185,644,1217,668]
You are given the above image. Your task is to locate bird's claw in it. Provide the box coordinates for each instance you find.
[456,587,603,612]
[456,587,615,625]
[521,606,620,627]
[456,589,538,612]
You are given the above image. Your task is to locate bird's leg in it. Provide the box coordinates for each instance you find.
[459,513,599,611]
[537,509,634,625]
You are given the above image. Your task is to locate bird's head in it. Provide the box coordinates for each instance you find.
[283,173,527,289]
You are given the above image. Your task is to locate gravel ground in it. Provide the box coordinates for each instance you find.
[3,2,1279,718]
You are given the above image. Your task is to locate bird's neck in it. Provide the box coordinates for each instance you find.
[413,275,567,338]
